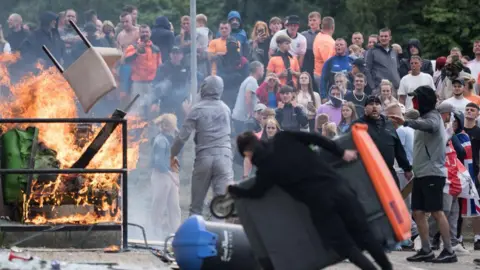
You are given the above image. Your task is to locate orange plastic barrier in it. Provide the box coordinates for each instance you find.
[351,124,412,241]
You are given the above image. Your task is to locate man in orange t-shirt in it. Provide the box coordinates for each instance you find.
[124,25,162,118]
[208,21,240,75]
[313,17,335,103]
[267,35,300,87]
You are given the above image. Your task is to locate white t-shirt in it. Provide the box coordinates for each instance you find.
[468,59,480,83]
[232,76,259,121]
[269,29,307,57]
[442,97,470,113]
[397,72,436,110]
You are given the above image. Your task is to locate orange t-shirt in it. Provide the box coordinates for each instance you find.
[466,94,480,106]
[207,38,240,75]
[267,55,300,86]
[124,40,162,81]
[313,32,335,76]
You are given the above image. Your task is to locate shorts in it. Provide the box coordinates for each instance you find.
[411,176,445,212]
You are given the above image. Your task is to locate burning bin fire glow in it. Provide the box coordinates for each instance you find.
[0,53,147,225]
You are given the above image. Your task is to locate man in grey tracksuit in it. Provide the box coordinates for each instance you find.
[170,76,234,217]
[389,85,457,263]
[365,28,400,94]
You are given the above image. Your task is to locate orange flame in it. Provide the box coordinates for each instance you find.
[0,54,147,224]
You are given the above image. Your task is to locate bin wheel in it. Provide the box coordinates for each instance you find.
[210,195,235,219]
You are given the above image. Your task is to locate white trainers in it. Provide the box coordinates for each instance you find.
[452,244,470,256]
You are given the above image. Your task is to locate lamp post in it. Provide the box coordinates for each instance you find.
[189,0,197,103]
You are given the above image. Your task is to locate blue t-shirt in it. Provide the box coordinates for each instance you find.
[268,92,277,108]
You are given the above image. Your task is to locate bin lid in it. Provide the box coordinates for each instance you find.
[172,215,218,270]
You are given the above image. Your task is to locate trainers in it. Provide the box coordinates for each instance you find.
[475,240,480,250]
[474,258,480,265]
[452,243,469,256]
[432,249,458,263]
[406,249,435,262]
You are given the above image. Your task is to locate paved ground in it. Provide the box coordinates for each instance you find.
[1,248,480,269]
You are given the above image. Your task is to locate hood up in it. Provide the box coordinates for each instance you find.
[39,11,59,29]
[407,38,422,57]
[408,86,437,116]
[199,76,224,100]
[453,111,465,134]
[227,11,242,23]
[154,16,171,30]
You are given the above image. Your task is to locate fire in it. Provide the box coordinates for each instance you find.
[0,54,147,224]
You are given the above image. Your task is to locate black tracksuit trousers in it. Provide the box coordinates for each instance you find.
[288,180,393,270]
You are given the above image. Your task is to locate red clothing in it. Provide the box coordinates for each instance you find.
[124,40,162,81]
[256,82,281,107]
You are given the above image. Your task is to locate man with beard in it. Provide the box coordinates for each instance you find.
[124,25,162,119]
[352,96,412,187]
[6,13,28,52]
[442,78,470,113]
[228,130,393,270]
[389,86,457,263]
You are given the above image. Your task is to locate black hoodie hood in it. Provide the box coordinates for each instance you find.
[453,111,465,134]
[39,11,59,29]
[154,16,170,30]
[408,86,437,116]
[407,38,422,57]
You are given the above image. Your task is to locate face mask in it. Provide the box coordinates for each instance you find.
[330,95,343,108]
[230,21,240,29]
[412,96,419,110]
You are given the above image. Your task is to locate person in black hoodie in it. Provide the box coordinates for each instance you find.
[399,39,434,78]
[151,16,175,63]
[216,37,249,109]
[229,131,393,270]
[351,96,413,186]
[155,46,191,126]
[20,11,65,68]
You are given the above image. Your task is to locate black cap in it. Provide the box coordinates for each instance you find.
[364,95,381,106]
[352,58,366,68]
[171,46,183,54]
[285,15,300,25]
[452,78,465,86]
[407,85,435,97]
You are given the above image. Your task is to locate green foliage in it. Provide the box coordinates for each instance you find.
[2,0,480,58]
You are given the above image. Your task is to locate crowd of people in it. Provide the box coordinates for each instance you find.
[4,5,480,267]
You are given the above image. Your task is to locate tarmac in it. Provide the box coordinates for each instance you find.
[1,247,480,269]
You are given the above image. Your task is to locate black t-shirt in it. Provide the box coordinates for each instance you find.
[465,125,480,179]
[344,91,367,117]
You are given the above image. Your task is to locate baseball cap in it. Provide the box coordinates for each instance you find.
[171,46,183,53]
[451,78,465,86]
[352,58,366,68]
[404,109,420,120]
[285,15,300,25]
[436,102,454,114]
[254,103,267,112]
[364,95,381,106]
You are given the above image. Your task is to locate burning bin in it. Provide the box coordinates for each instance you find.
[172,215,261,270]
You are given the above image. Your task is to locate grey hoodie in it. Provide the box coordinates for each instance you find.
[404,87,447,178]
[171,76,232,157]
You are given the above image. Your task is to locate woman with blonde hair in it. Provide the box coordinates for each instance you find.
[150,113,181,238]
[322,122,338,139]
[338,102,358,134]
[379,79,398,109]
[0,25,11,53]
[249,21,271,68]
[296,72,321,131]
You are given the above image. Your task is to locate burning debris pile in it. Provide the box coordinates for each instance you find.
[0,53,147,225]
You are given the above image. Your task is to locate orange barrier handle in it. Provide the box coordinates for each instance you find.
[351,124,411,241]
